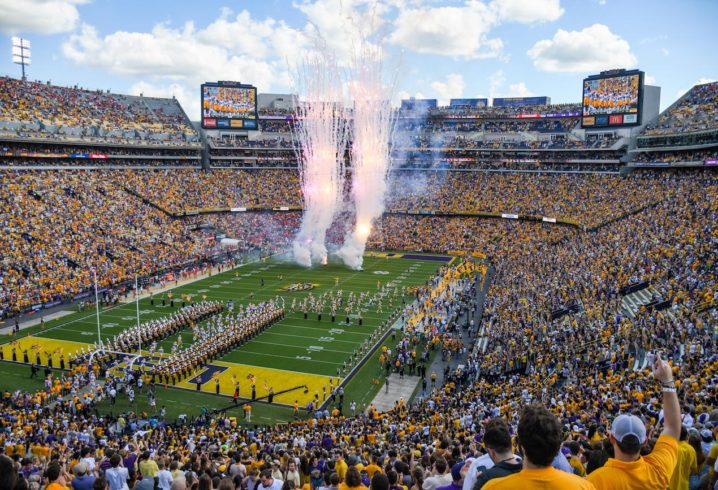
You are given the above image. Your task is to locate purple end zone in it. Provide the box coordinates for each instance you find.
[401,254,452,262]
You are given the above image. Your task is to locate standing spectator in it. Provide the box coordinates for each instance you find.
[71,463,96,490]
[105,455,129,490]
[157,461,173,490]
[259,469,283,490]
[45,464,70,490]
[284,462,300,488]
[470,419,522,489]
[0,454,18,490]
[587,353,681,489]
[482,406,595,489]
[668,427,697,490]
[423,458,451,490]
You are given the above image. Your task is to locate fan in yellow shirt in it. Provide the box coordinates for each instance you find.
[483,406,596,490]
[587,353,681,490]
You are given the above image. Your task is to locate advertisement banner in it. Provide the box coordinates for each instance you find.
[542,217,557,223]
[501,213,519,219]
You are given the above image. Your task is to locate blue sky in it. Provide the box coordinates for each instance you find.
[0,0,715,119]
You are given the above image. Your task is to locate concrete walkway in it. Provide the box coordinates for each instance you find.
[370,373,421,411]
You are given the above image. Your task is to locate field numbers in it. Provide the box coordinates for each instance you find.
[102,323,118,329]
[318,337,334,342]
[295,355,312,360]
[328,328,344,335]
[307,346,324,352]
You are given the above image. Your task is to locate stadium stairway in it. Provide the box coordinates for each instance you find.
[371,374,421,412]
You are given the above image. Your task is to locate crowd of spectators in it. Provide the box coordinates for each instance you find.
[384,171,668,227]
[0,170,218,313]
[643,82,718,135]
[119,170,302,212]
[0,164,717,489]
[0,77,199,146]
[632,149,718,165]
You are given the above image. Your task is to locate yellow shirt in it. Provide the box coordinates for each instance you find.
[708,443,718,474]
[569,456,586,477]
[365,463,382,478]
[139,459,159,477]
[335,459,348,480]
[483,467,595,489]
[669,440,697,490]
[587,435,678,490]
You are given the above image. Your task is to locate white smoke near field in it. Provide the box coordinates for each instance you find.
[337,42,395,270]
[292,51,350,267]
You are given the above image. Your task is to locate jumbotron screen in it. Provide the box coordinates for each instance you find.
[581,70,643,128]
[201,81,258,130]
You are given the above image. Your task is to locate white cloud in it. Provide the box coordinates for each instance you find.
[62,18,298,95]
[645,74,657,85]
[390,1,503,59]
[431,73,465,105]
[697,78,717,85]
[0,0,87,35]
[486,69,534,98]
[507,81,534,96]
[294,0,389,61]
[528,24,637,72]
[488,69,506,98]
[492,0,564,23]
[129,81,199,120]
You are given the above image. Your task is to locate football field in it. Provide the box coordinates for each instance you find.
[1,253,447,414]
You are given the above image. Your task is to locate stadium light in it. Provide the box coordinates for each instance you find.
[11,36,31,81]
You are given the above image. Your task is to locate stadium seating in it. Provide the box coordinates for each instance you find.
[0,76,200,145]
[643,81,718,135]
[2,79,718,490]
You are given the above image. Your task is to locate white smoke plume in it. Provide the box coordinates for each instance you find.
[292,51,350,267]
[337,42,395,270]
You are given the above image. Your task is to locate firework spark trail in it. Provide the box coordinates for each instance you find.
[338,43,394,270]
[292,52,349,267]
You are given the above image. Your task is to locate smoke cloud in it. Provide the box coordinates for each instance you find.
[292,51,350,267]
[337,43,394,270]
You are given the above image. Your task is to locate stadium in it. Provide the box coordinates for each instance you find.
[0,1,716,489]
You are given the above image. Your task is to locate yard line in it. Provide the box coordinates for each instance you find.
[229,350,343,366]
[259,331,362,344]
[244,340,354,354]
[270,323,373,336]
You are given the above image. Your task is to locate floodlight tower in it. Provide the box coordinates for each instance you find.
[11,37,31,81]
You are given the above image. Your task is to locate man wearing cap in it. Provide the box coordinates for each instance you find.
[482,406,594,489]
[587,352,681,490]
[71,462,95,490]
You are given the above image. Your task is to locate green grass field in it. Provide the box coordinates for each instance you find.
[1,253,447,424]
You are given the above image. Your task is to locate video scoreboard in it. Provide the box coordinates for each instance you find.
[201,81,258,130]
[582,70,643,128]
